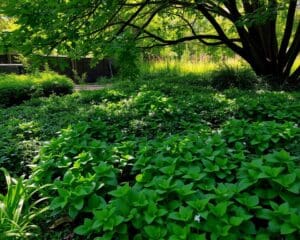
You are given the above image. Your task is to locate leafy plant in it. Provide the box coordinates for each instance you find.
[0,71,300,239]
[31,118,300,239]
[0,168,49,239]
[0,72,74,107]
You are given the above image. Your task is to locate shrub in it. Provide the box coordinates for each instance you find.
[0,168,49,239]
[32,119,300,239]
[0,72,74,107]
[35,72,74,96]
[211,66,257,90]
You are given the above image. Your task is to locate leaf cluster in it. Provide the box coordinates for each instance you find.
[0,72,74,107]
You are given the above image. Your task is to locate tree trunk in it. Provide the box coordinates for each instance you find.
[219,0,299,88]
[244,49,299,88]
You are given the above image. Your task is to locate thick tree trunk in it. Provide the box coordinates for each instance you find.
[249,60,285,85]
[216,0,300,88]
[244,51,299,88]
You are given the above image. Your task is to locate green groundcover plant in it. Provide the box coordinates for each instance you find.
[0,72,74,107]
[0,73,299,239]
[31,118,300,239]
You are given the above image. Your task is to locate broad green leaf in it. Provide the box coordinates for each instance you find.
[280,223,296,235]
[229,216,244,226]
[109,183,130,197]
[210,202,229,217]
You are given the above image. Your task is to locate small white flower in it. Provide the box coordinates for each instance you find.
[194,214,201,223]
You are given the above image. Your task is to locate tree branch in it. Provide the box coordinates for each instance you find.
[279,0,297,60]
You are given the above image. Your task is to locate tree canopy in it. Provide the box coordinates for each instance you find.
[2,0,300,85]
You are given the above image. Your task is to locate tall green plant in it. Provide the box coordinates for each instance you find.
[0,168,49,239]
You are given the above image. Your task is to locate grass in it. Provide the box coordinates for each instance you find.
[140,58,249,78]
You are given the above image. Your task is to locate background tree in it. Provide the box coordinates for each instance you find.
[2,0,300,85]
[0,0,17,56]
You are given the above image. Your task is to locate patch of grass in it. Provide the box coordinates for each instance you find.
[140,58,246,77]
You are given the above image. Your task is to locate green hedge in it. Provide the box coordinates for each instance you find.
[0,72,74,107]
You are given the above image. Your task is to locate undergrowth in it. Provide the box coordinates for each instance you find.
[0,69,300,239]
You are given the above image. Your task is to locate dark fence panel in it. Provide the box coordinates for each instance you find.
[0,54,116,82]
[0,54,20,64]
[0,64,24,74]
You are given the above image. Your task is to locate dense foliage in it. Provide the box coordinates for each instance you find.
[2,0,300,85]
[33,120,300,239]
[0,72,73,106]
[0,70,300,238]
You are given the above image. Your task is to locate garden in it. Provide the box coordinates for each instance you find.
[0,0,300,239]
[1,65,300,239]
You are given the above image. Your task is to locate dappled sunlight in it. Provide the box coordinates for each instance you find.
[1,0,300,237]
[140,58,249,78]
[212,93,236,106]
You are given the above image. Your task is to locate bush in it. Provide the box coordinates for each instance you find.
[0,72,74,107]
[211,66,257,90]
[32,119,300,239]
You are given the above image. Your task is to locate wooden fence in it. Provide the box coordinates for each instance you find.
[0,54,116,82]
